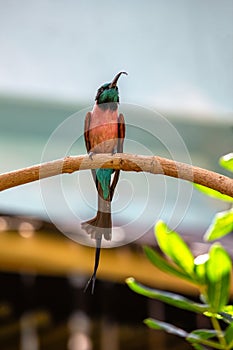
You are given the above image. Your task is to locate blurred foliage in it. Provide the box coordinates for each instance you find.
[219,154,233,173]
[195,153,233,241]
[127,221,233,349]
[127,153,233,349]
[204,209,233,241]
[194,184,233,203]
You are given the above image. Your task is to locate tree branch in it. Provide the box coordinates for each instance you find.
[0,153,232,197]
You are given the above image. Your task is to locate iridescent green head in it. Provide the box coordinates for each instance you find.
[95,71,127,110]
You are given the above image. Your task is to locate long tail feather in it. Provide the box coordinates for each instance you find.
[84,236,102,294]
[81,192,112,293]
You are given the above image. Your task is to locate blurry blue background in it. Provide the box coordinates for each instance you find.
[0,0,232,116]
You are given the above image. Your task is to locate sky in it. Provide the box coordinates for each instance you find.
[0,0,232,118]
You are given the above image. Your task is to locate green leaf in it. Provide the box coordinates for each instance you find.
[194,184,233,202]
[126,278,208,313]
[205,244,232,312]
[203,311,223,319]
[143,246,195,283]
[219,153,233,172]
[222,305,233,315]
[144,318,188,338]
[188,329,218,340]
[187,329,224,350]
[218,312,233,324]
[205,305,233,323]
[219,305,233,323]
[225,322,233,345]
[194,254,209,285]
[190,343,208,350]
[155,221,194,275]
[189,343,208,350]
[204,208,233,241]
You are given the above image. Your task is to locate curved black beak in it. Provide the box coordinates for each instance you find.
[110,71,128,88]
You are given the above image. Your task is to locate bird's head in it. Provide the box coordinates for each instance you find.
[95,71,127,110]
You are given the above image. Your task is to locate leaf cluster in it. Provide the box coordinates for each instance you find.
[195,153,233,241]
[127,153,233,349]
[127,221,233,349]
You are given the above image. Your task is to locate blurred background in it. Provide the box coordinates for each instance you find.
[0,1,232,349]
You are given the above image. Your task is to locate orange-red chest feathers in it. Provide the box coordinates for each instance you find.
[88,104,119,154]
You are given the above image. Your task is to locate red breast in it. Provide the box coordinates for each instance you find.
[88,104,119,153]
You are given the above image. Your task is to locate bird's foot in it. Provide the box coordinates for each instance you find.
[111,147,117,156]
[88,151,95,160]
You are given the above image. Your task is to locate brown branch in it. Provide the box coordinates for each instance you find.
[0,153,232,197]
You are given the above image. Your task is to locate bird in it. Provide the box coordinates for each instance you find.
[81,71,127,293]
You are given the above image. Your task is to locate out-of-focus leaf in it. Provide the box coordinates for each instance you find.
[205,310,233,325]
[222,305,233,315]
[188,343,208,350]
[126,278,208,313]
[194,254,209,285]
[218,312,233,324]
[144,318,187,338]
[194,184,233,202]
[189,343,208,350]
[155,221,194,275]
[187,329,224,350]
[143,246,195,283]
[188,329,217,340]
[204,208,233,241]
[219,305,233,323]
[225,322,233,345]
[219,153,233,172]
[205,244,231,312]
[204,311,223,319]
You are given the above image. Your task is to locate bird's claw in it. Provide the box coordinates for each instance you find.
[111,147,117,156]
[88,151,95,160]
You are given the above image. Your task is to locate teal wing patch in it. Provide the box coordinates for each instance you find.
[96,168,114,199]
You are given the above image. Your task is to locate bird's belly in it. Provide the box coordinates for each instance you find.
[89,111,119,153]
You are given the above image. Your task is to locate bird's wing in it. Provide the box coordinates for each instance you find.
[110,113,125,200]
[84,111,92,153]
[84,111,97,185]
[117,113,125,153]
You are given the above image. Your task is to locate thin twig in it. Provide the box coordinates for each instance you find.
[0,153,232,197]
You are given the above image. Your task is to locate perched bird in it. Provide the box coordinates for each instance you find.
[82,71,127,293]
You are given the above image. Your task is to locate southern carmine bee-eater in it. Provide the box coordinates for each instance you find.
[82,71,127,293]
